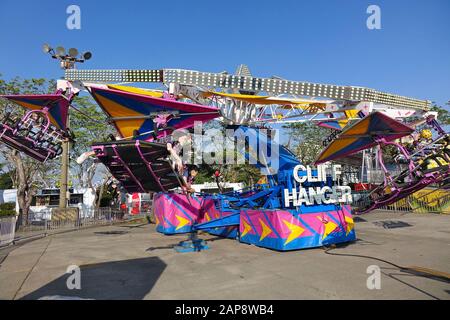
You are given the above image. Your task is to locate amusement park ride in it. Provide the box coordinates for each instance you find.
[0,45,448,251]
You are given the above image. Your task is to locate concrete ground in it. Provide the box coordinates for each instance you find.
[0,211,449,300]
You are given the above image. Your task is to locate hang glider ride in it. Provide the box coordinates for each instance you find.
[0,91,72,161]
[88,85,221,140]
[315,112,449,214]
[315,112,414,164]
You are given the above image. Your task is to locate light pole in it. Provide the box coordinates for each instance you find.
[43,44,92,209]
[59,132,70,209]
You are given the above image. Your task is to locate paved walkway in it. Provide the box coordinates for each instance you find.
[0,211,449,300]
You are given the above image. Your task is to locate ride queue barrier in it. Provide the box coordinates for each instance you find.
[11,207,144,239]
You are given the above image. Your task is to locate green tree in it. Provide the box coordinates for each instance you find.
[430,103,450,125]
[69,94,115,207]
[283,122,332,165]
[193,121,262,187]
[0,171,13,189]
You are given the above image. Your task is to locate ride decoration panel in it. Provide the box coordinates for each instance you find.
[153,193,238,238]
[239,205,356,251]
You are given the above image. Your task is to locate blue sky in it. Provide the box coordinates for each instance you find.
[0,0,449,107]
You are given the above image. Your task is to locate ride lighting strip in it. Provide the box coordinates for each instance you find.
[65,69,163,83]
[65,68,430,110]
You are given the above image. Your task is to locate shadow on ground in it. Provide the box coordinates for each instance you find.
[145,235,228,252]
[20,257,166,300]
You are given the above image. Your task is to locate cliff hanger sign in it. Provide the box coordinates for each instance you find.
[284,164,353,207]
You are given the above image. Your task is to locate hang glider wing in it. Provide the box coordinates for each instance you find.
[107,84,164,98]
[315,112,414,164]
[88,86,220,140]
[0,93,70,130]
[202,91,328,110]
[317,109,361,131]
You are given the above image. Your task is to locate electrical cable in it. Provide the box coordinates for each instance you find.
[69,103,106,125]
[323,244,450,283]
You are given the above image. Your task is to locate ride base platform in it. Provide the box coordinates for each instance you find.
[153,193,356,251]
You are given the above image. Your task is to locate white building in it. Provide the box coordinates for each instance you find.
[0,189,17,204]
[191,182,244,193]
[0,189,20,213]
[0,188,96,220]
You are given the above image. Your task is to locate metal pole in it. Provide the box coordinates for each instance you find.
[361,150,365,183]
[96,182,104,209]
[59,138,69,209]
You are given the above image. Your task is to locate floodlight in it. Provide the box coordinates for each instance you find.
[83,52,92,60]
[56,46,66,56]
[68,48,79,58]
[42,43,52,54]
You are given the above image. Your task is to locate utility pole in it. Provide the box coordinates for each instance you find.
[42,44,92,209]
[59,138,70,209]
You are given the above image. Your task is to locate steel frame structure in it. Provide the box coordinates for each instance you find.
[65,68,430,110]
[64,67,430,127]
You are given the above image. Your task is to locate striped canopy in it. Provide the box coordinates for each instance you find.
[106,84,164,98]
[88,86,220,140]
[315,112,414,164]
[0,93,70,130]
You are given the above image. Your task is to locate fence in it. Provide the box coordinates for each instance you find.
[352,187,450,214]
[14,207,135,235]
[0,216,16,246]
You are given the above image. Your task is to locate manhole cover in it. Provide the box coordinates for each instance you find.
[373,220,412,229]
[94,230,129,235]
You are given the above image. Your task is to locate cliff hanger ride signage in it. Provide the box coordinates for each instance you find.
[283,164,353,207]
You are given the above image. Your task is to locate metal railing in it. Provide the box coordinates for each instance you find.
[15,207,129,235]
[352,188,450,214]
[0,216,16,246]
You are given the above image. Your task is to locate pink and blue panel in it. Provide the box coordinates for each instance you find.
[153,193,238,238]
[239,205,356,251]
